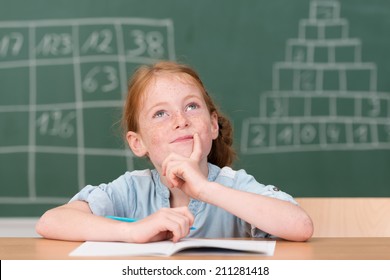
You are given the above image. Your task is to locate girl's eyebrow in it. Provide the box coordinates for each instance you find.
[185,94,203,100]
[144,101,168,116]
[182,94,204,104]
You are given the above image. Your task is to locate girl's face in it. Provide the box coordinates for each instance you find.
[127,73,219,172]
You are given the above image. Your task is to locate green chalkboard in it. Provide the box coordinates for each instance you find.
[1,0,389,217]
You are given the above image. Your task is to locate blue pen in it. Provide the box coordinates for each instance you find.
[106,215,196,230]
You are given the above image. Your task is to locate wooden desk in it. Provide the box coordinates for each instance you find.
[1,237,390,260]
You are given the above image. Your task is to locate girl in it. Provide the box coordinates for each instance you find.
[36,61,313,243]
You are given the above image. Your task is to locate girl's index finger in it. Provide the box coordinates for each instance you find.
[190,133,202,161]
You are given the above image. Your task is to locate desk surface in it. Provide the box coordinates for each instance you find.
[1,237,390,260]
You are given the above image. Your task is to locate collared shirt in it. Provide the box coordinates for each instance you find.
[70,163,297,238]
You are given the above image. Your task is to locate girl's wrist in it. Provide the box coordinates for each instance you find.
[197,181,220,204]
[116,221,137,243]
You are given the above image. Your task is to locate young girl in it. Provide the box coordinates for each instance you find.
[36,61,313,243]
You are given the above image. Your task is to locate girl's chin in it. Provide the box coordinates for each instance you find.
[174,149,193,158]
[170,144,193,157]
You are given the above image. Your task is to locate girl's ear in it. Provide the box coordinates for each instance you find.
[126,131,147,157]
[211,112,219,140]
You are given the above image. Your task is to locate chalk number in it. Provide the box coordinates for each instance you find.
[36,110,76,138]
[127,30,164,58]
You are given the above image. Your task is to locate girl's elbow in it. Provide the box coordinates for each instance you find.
[35,210,55,238]
[35,214,47,237]
[296,216,314,242]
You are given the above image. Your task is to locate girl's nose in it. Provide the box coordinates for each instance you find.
[174,111,189,129]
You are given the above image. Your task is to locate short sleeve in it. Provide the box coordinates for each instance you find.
[68,174,134,217]
[69,184,116,216]
[233,168,298,205]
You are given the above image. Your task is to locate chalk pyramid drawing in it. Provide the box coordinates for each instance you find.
[241,0,390,154]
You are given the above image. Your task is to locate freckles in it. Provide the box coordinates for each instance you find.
[196,117,213,132]
[150,134,161,146]
[138,125,156,147]
[147,126,166,146]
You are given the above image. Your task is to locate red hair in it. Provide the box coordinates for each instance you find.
[122,61,236,167]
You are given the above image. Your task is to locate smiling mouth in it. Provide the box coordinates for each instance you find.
[171,135,193,143]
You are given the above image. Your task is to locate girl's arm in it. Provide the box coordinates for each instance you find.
[35,200,194,243]
[162,134,314,242]
[165,171,313,241]
[198,182,314,241]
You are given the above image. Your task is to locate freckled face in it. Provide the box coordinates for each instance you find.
[135,73,219,171]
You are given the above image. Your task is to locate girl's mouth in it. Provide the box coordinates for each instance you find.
[171,135,193,143]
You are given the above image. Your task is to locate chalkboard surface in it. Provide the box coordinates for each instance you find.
[1,0,389,217]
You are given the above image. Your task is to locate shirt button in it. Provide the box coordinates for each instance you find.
[273,186,280,192]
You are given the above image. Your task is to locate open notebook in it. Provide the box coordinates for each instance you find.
[69,238,276,257]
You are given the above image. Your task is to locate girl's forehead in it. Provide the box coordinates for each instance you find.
[152,72,198,88]
[145,73,202,97]
[138,72,205,108]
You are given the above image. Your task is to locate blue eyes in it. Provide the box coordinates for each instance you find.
[153,110,167,118]
[152,103,199,119]
[186,102,199,111]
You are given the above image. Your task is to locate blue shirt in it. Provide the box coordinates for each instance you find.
[70,163,297,238]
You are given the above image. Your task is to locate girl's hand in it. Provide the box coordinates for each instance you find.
[162,133,209,199]
[127,207,194,243]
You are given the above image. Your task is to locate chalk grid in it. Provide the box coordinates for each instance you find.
[0,18,175,206]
